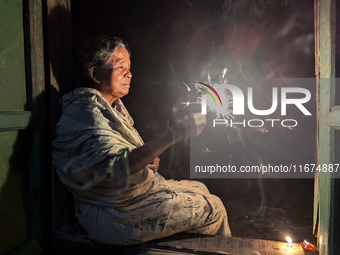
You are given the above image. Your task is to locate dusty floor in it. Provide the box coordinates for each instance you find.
[229,206,316,243]
[204,178,317,245]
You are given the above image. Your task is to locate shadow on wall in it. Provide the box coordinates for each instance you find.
[47,4,77,230]
[0,115,36,254]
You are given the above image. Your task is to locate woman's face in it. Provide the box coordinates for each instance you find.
[98,48,132,101]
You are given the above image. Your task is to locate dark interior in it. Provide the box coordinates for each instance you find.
[64,0,317,243]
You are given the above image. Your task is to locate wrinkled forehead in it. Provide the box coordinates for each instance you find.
[111,48,131,66]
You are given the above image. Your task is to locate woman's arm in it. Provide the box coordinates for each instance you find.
[127,129,174,175]
[127,113,206,175]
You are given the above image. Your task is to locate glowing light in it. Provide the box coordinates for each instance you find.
[286,236,292,248]
[301,240,317,252]
[180,69,246,145]
[182,81,191,92]
[198,69,233,119]
[198,86,233,119]
[181,69,234,120]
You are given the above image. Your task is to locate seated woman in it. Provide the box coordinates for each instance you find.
[52,36,231,245]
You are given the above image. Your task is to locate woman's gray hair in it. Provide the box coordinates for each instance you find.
[86,36,130,76]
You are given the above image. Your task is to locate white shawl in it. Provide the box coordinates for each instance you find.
[53,88,155,207]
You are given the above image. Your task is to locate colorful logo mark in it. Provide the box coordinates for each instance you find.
[197,82,223,106]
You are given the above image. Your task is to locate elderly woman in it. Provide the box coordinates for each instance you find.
[53,37,231,245]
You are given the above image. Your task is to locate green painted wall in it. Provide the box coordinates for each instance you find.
[0,0,32,254]
[0,131,32,254]
[0,0,26,110]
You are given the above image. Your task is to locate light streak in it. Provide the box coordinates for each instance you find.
[182,81,191,92]
[221,67,228,83]
[237,133,244,146]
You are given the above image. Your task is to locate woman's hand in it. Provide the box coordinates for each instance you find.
[148,157,160,173]
[170,113,207,142]
[128,114,206,176]
[187,112,207,139]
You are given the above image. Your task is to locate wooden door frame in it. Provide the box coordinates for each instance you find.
[314,0,339,255]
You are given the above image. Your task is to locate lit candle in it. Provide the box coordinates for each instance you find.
[286,236,292,248]
[300,240,317,253]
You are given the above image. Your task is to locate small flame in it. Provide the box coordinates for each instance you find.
[286,236,292,247]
